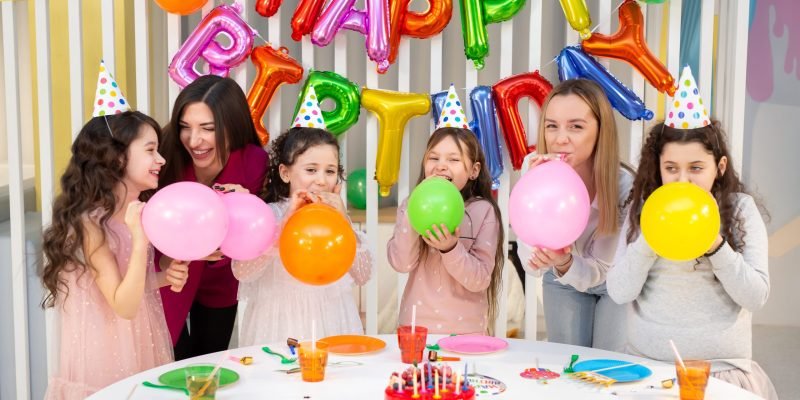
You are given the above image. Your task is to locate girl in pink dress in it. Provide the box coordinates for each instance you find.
[42,111,190,399]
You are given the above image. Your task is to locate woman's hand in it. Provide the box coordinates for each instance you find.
[526,154,563,171]
[200,249,225,262]
[527,246,573,273]
[212,183,249,193]
[164,260,190,292]
[423,224,460,253]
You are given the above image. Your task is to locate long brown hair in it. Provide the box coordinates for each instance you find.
[626,120,765,252]
[41,111,162,308]
[536,79,621,235]
[158,75,261,188]
[415,127,504,332]
[261,127,345,203]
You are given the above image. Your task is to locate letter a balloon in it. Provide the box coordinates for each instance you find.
[279,204,357,285]
[640,182,720,261]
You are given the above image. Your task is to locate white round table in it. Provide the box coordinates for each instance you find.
[90,335,761,399]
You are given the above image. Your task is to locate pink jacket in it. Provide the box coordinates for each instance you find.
[158,144,268,344]
[387,198,500,334]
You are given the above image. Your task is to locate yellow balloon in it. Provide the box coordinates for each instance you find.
[361,88,431,197]
[559,0,592,39]
[640,182,720,261]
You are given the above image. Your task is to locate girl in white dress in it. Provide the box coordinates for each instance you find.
[232,125,372,345]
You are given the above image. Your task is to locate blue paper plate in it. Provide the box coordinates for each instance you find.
[572,359,652,383]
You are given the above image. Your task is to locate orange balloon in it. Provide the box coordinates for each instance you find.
[581,0,676,96]
[279,204,357,286]
[155,0,208,15]
[387,0,453,65]
[247,46,304,145]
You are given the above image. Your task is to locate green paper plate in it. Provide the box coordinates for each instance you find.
[158,366,239,389]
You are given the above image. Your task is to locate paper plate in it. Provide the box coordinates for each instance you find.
[317,335,386,355]
[572,359,652,383]
[467,374,507,397]
[437,335,508,355]
[158,366,239,389]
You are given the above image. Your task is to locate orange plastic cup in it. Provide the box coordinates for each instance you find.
[397,325,428,364]
[298,342,329,382]
[675,360,711,400]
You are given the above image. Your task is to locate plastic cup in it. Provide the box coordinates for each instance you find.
[675,360,711,400]
[397,325,428,364]
[298,341,329,382]
[184,364,220,400]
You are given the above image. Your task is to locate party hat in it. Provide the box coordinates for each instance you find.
[436,84,469,130]
[664,66,710,129]
[92,60,131,117]
[291,85,327,129]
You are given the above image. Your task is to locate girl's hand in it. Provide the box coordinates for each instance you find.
[165,260,190,292]
[313,184,347,215]
[527,246,573,272]
[422,224,460,253]
[124,201,147,241]
[285,190,316,218]
[212,183,249,193]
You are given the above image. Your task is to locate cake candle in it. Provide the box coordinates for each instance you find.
[433,370,441,399]
[412,367,419,398]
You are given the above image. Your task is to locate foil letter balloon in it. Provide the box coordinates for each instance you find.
[246,45,304,145]
[290,0,327,41]
[432,86,504,189]
[361,88,431,196]
[557,46,653,121]
[168,3,256,88]
[558,0,592,39]
[312,0,391,73]
[255,0,282,17]
[581,0,676,96]
[458,0,525,69]
[492,71,553,170]
[292,71,361,137]
[387,0,453,66]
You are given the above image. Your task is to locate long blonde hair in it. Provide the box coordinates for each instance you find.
[536,79,620,235]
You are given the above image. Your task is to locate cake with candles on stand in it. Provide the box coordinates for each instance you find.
[385,363,475,400]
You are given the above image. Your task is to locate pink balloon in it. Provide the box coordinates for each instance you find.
[219,192,278,260]
[509,160,590,250]
[142,182,229,261]
[311,0,390,73]
[168,3,256,88]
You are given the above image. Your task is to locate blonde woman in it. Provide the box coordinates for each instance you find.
[518,79,633,351]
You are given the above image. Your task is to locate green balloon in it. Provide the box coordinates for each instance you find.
[292,70,360,137]
[407,178,465,236]
[347,168,368,210]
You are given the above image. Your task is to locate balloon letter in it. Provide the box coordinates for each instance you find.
[168,4,256,88]
[247,45,304,145]
[312,0,391,73]
[290,0,327,41]
[557,46,653,121]
[388,0,453,65]
[581,0,676,95]
[361,88,431,196]
[492,70,553,170]
[432,86,504,189]
[558,0,592,39]
[255,0,282,17]
[458,0,525,69]
[292,70,361,137]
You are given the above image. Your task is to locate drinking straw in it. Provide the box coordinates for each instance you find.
[196,351,229,397]
[411,305,417,335]
[312,320,316,352]
[669,339,687,372]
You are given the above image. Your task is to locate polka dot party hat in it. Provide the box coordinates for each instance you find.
[664,66,710,129]
[291,85,327,130]
[436,84,469,130]
[92,60,131,117]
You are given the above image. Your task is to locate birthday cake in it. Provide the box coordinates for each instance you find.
[385,363,475,400]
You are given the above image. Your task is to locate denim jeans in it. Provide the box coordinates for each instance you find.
[542,270,626,352]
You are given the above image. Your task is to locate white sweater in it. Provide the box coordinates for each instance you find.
[607,193,770,372]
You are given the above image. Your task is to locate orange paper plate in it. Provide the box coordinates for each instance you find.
[317,335,386,355]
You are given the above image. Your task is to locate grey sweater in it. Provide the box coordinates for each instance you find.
[607,194,770,372]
